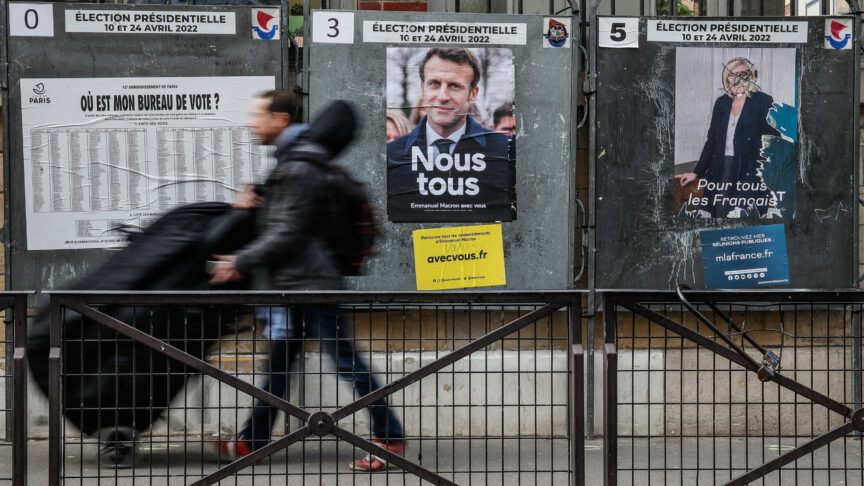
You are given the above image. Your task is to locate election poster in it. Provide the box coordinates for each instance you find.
[700,224,790,288]
[413,224,506,290]
[673,47,797,219]
[19,76,274,250]
[386,47,516,223]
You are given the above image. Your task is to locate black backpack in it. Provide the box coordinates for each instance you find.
[322,163,379,276]
[292,142,378,276]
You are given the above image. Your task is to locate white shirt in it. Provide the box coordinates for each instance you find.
[724,113,739,156]
[426,121,467,158]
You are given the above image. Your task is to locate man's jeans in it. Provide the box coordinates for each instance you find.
[242,306,404,449]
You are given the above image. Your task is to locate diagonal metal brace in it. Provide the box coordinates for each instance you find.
[69,302,311,421]
[675,285,762,370]
[725,420,858,485]
[192,427,312,486]
[331,427,458,485]
[625,302,854,419]
[332,301,565,422]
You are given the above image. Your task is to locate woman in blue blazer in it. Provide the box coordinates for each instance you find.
[675,58,781,218]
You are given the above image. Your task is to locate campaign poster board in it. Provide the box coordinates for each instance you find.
[593,16,858,289]
[308,11,577,291]
[386,47,516,223]
[6,3,283,291]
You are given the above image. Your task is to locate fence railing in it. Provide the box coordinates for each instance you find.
[0,292,30,486]
[604,290,864,485]
[40,290,583,485]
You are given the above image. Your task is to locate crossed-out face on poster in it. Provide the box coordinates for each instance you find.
[386,47,516,223]
[673,47,797,219]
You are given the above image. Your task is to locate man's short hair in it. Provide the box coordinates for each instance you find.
[419,48,481,90]
[259,89,299,118]
[493,104,514,127]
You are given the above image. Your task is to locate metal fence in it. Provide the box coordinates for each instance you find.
[41,291,583,485]
[0,292,29,486]
[604,290,864,485]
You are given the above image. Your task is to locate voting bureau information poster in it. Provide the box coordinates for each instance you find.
[386,47,516,223]
[20,76,275,250]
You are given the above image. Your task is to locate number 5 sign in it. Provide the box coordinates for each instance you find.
[598,17,638,48]
[9,3,54,37]
[312,11,354,44]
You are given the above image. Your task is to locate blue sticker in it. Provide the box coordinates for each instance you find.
[700,224,790,289]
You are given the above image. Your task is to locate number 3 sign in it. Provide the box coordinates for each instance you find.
[312,11,354,44]
[598,17,638,48]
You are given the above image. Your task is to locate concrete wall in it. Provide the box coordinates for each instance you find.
[5,349,572,440]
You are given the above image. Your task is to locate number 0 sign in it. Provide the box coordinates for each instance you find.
[598,17,638,48]
[9,3,54,37]
[312,11,354,44]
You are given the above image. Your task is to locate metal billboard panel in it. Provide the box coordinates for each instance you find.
[593,16,859,289]
[5,4,282,290]
[307,11,578,290]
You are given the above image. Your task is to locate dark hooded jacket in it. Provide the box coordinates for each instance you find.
[233,101,357,290]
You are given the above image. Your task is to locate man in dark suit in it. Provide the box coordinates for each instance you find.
[387,48,515,222]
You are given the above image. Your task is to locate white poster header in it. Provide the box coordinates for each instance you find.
[65,9,236,35]
[363,21,526,45]
[647,19,808,44]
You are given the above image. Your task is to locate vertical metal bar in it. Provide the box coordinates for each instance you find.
[12,296,28,486]
[570,298,585,486]
[456,0,461,12]
[0,0,12,291]
[727,0,735,17]
[853,12,862,285]
[48,296,63,486]
[587,315,595,440]
[301,0,312,123]
[281,0,289,91]
[603,295,617,486]
[853,310,862,427]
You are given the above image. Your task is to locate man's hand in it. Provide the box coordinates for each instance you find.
[674,172,698,186]
[233,185,262,209]
[209,254,243,284]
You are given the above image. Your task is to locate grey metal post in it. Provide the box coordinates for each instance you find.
[0,0,12,450]
[853,11,863,428]
[585,0,601,442]
[0,0,9,291]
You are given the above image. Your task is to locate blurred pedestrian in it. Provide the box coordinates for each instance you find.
[210,91,405,470]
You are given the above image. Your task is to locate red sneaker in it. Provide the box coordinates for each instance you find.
[349,440,405,472]
[215,437,253,461]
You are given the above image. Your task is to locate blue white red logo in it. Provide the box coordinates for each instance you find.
[824,19,851,50]
[252,9,280,40]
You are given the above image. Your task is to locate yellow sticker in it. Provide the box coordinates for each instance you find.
[412,224,506,290]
